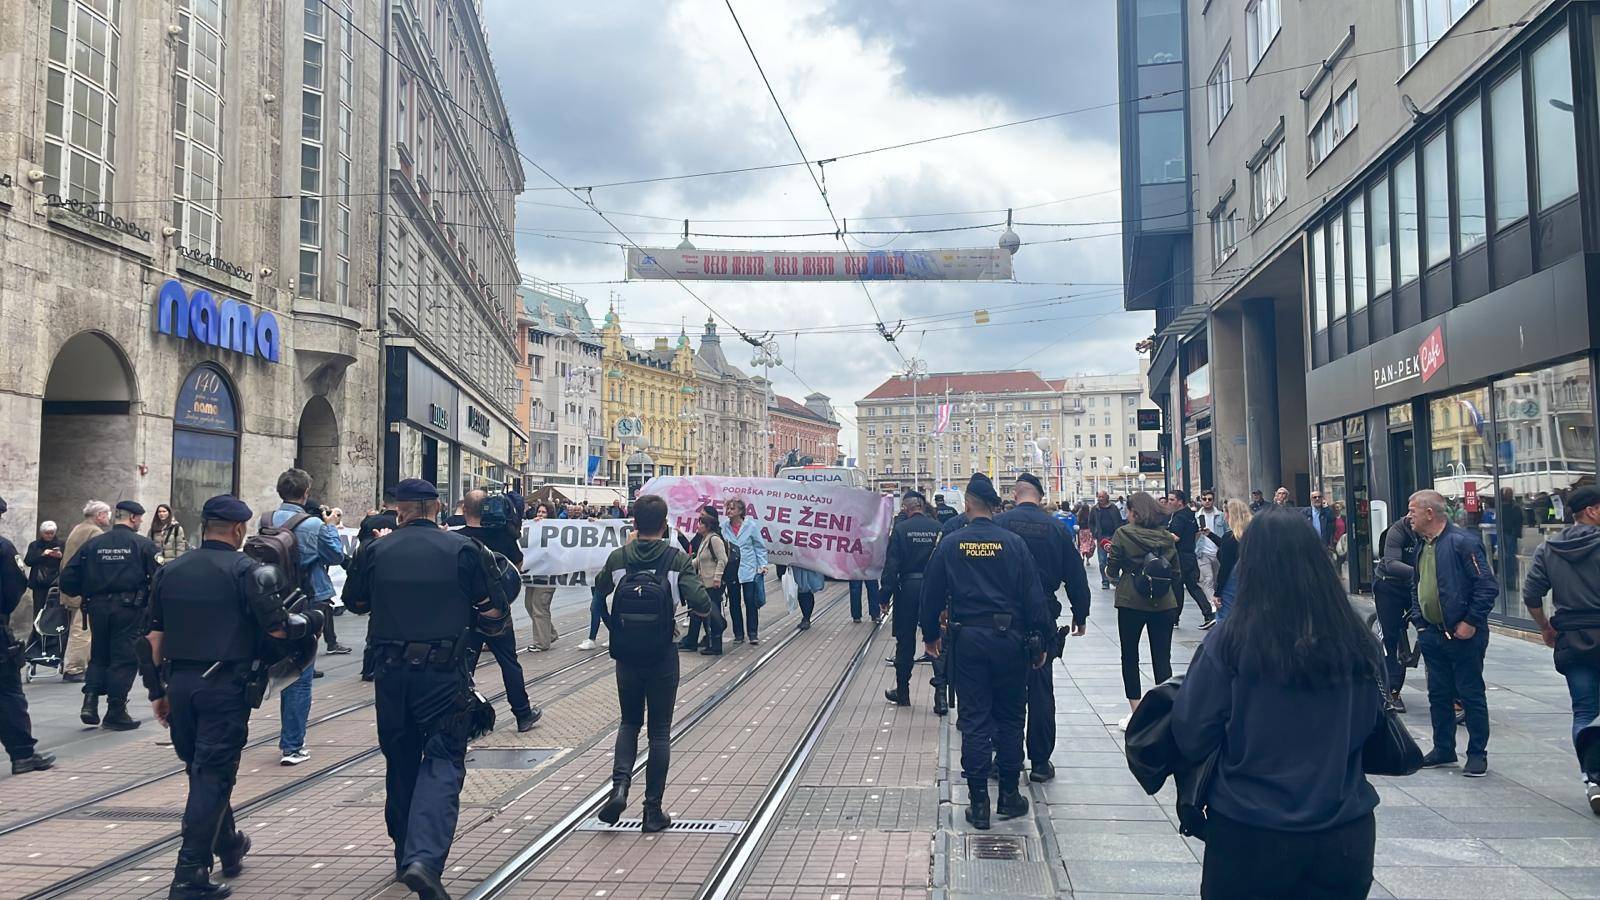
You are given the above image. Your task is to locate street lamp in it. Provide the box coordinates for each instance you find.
[902,357,929,492]
[751,339,782,474]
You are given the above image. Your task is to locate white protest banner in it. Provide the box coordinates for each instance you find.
[519,518,636,580]
[639,475,894,580]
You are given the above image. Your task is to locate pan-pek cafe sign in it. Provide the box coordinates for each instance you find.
[155,279,283,363]
[1373,325,1445,392]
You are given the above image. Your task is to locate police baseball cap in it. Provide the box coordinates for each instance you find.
[394,478,440,501]
[201,495,253,523]
[1016,472,1044,496]
[1569,486,1600,516]
[966,473,1001,506]
[115,500,146,516]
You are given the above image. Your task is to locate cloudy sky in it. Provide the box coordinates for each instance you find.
[482,0,1142,448]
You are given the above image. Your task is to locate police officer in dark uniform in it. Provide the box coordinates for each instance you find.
[457,489,540,733]
[59,499,160,730]
[0,496,54,775]
[343,479,515,900]
[920,473,1050,830]
[142,495,323,899]
[880,491,941,709]
[995,472,1091,783]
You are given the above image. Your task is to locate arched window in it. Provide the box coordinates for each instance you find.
[171,363,240,528]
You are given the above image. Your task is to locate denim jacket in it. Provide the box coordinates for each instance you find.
[721,518,768,583]
[271,502,345,601]
[792,566,825,593]
[1408,521,1499,632]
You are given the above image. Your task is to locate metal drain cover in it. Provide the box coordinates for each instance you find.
[965,834,1027,861]
[576,817,745,834]
[463,748,561,769]
[68,808,186,822]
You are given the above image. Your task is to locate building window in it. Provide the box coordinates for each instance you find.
[1207,50,1233,135]
[1395,151,1420,286]
[1403,0,1480,68]
[1330,217,1348,321]
[1423,129,1449,268]
[1129,435,1138,447]
[1138,110,1187,185]
[1490,68,1529,228]
[1249,138,1287,225]
[1349,196,1368,312]
[1531,27,1577,211]
[1135,0,1182,64]
[44,0,121,204]
[171,0,224,254]
[298,0,326,300]
[1454,98,1487,251]
[1245,0,1280,72]
[1212,206,1239,268]
[1370,175,1392,296]
[1090,435,1098,448]
[1308,225,1324,333]
[171,364,240,531]
[1309,82,1357,169]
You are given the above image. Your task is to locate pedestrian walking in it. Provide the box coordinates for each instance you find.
[150,504,190,564]
[457,491,540,733]
[792,565,824,628]
[1375,516,1422,711]
[592,494,712,833]
[0,496,54,776]
[881,492,942,710]
[58,499,160,730]
[684,513,728,655]
[1409,489,1498,777]
[1210,499,1252,623]
[144,494,323,899]
[522,504,558,653]
[1194,491,1226,599]
[1521,484,1600,813]
[996,472,1091,783]
[59,500,110,682]
[1172,508,1385,900]
[19,521,64,641]
[848,577,881,624]
[722,497,769,646]
[919,473,1051,830]
[1087,491,1124,590]
[265,468,347,765]
[1164,490,1217,629]
[342,478,515,900]
[1106,492,1179,725]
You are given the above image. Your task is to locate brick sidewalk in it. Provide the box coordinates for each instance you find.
[939,581,1600,899]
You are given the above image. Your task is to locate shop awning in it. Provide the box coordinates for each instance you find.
[1157,303,1208,341]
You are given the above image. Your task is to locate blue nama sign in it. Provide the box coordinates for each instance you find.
[155,279,282,363]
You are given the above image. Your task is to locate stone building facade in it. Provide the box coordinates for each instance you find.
[599,309,697,490]
[692,318,765,477]
[516,281,603,486]
[768,391,841,475]
[0,0,388,543]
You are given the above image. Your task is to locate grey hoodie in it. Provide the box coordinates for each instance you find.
[1524,524,1600,630]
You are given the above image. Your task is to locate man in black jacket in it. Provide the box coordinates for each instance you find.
[0,497,53,776]
[1086,491,1124,590]
[1523,485,1600,813]
[880,493,942,709]
[933,494,957,524]
[59,499,161,730]
[1163,490,1216,629]
[458,490,540,733]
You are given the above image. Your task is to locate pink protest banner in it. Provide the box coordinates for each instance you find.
[639,475,895,580]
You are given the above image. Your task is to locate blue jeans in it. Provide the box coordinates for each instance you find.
[848,580,881,620]
[1419,627,1490,759]
[1564,661,1600,777]
[1095,541,1111,586]
[279,661,315,754]
[589,594,606,641]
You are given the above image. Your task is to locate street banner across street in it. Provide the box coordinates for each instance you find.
[640,475,895,580]
[624,246,1014,282]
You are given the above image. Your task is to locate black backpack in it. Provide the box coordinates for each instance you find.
[247,512,314,600]
[721,536,741,586]
[1123,537,1174,602]
[608,550,680,664]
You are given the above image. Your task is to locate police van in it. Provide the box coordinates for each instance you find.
[776,465,867,490]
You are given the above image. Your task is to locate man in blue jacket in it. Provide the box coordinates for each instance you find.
[1408,489,1499,777]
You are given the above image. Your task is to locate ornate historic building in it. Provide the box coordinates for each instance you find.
[692,318,765,477]
[516,281,603,486]
[768,391,841,475]
[599,309,697,489]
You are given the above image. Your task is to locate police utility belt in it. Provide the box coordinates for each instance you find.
[88,590,147,608]
[951,613,1014,630]
[371,637,466,672]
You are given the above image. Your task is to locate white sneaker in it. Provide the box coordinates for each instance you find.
[578,639,597,651]
[280,749,310,766]
[1116,715,1132,732]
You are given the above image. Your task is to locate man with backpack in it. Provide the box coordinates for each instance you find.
[590,494,712,833]
[263,468,346,766]
[458,491,540,733]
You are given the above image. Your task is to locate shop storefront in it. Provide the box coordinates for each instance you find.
[384,347,520,504]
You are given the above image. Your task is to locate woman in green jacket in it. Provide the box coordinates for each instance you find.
[1106,491,1180,724]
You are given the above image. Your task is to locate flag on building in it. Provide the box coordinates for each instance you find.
[933,403,951,434]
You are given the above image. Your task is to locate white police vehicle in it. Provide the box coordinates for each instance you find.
[777,465,867,490]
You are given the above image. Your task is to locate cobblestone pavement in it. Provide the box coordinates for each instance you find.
[938,577,1600,899]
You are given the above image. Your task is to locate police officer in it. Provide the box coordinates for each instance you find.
[142,495,323,899]
[0,496,54,775]
[343,479,515,900]
[59,499,160,730]
[921,473,1051,830]
[880,492,941,709]
[457,489,540,732]
[995,472,1091,783]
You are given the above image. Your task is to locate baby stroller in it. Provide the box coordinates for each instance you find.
[24,587,67,682]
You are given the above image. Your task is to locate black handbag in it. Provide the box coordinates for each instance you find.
[1363,686,1424,777]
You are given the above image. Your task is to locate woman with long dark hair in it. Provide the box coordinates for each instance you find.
[1172,508,1385,899]
[148,504,188,563]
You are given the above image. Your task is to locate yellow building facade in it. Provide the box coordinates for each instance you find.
[600,309,698,487]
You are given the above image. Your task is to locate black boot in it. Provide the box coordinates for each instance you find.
[1029,761,1056,782]
[884,686,910,706]
[102,698,140,731]
[996,779,1029,820]
[598,780,630,825]
[933,686,949,717]
[965,784,991,830]
[398,862,450,900]
[167,866,231,899]
[219,833,251,878]
[641,802,672,833]
[80,692,100,726]
[11,752,56,775]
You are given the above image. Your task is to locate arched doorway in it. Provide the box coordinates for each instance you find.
[170,363,240,531]
[38,332,138,528]
[295,396,340,507]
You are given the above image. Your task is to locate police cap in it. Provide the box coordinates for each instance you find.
[1015,472,1044,496]
[394,478,440,501]
[1569,486,1600,517]
[966,473,1001,506]
[115,500,146,516]
[201,494,253,522]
